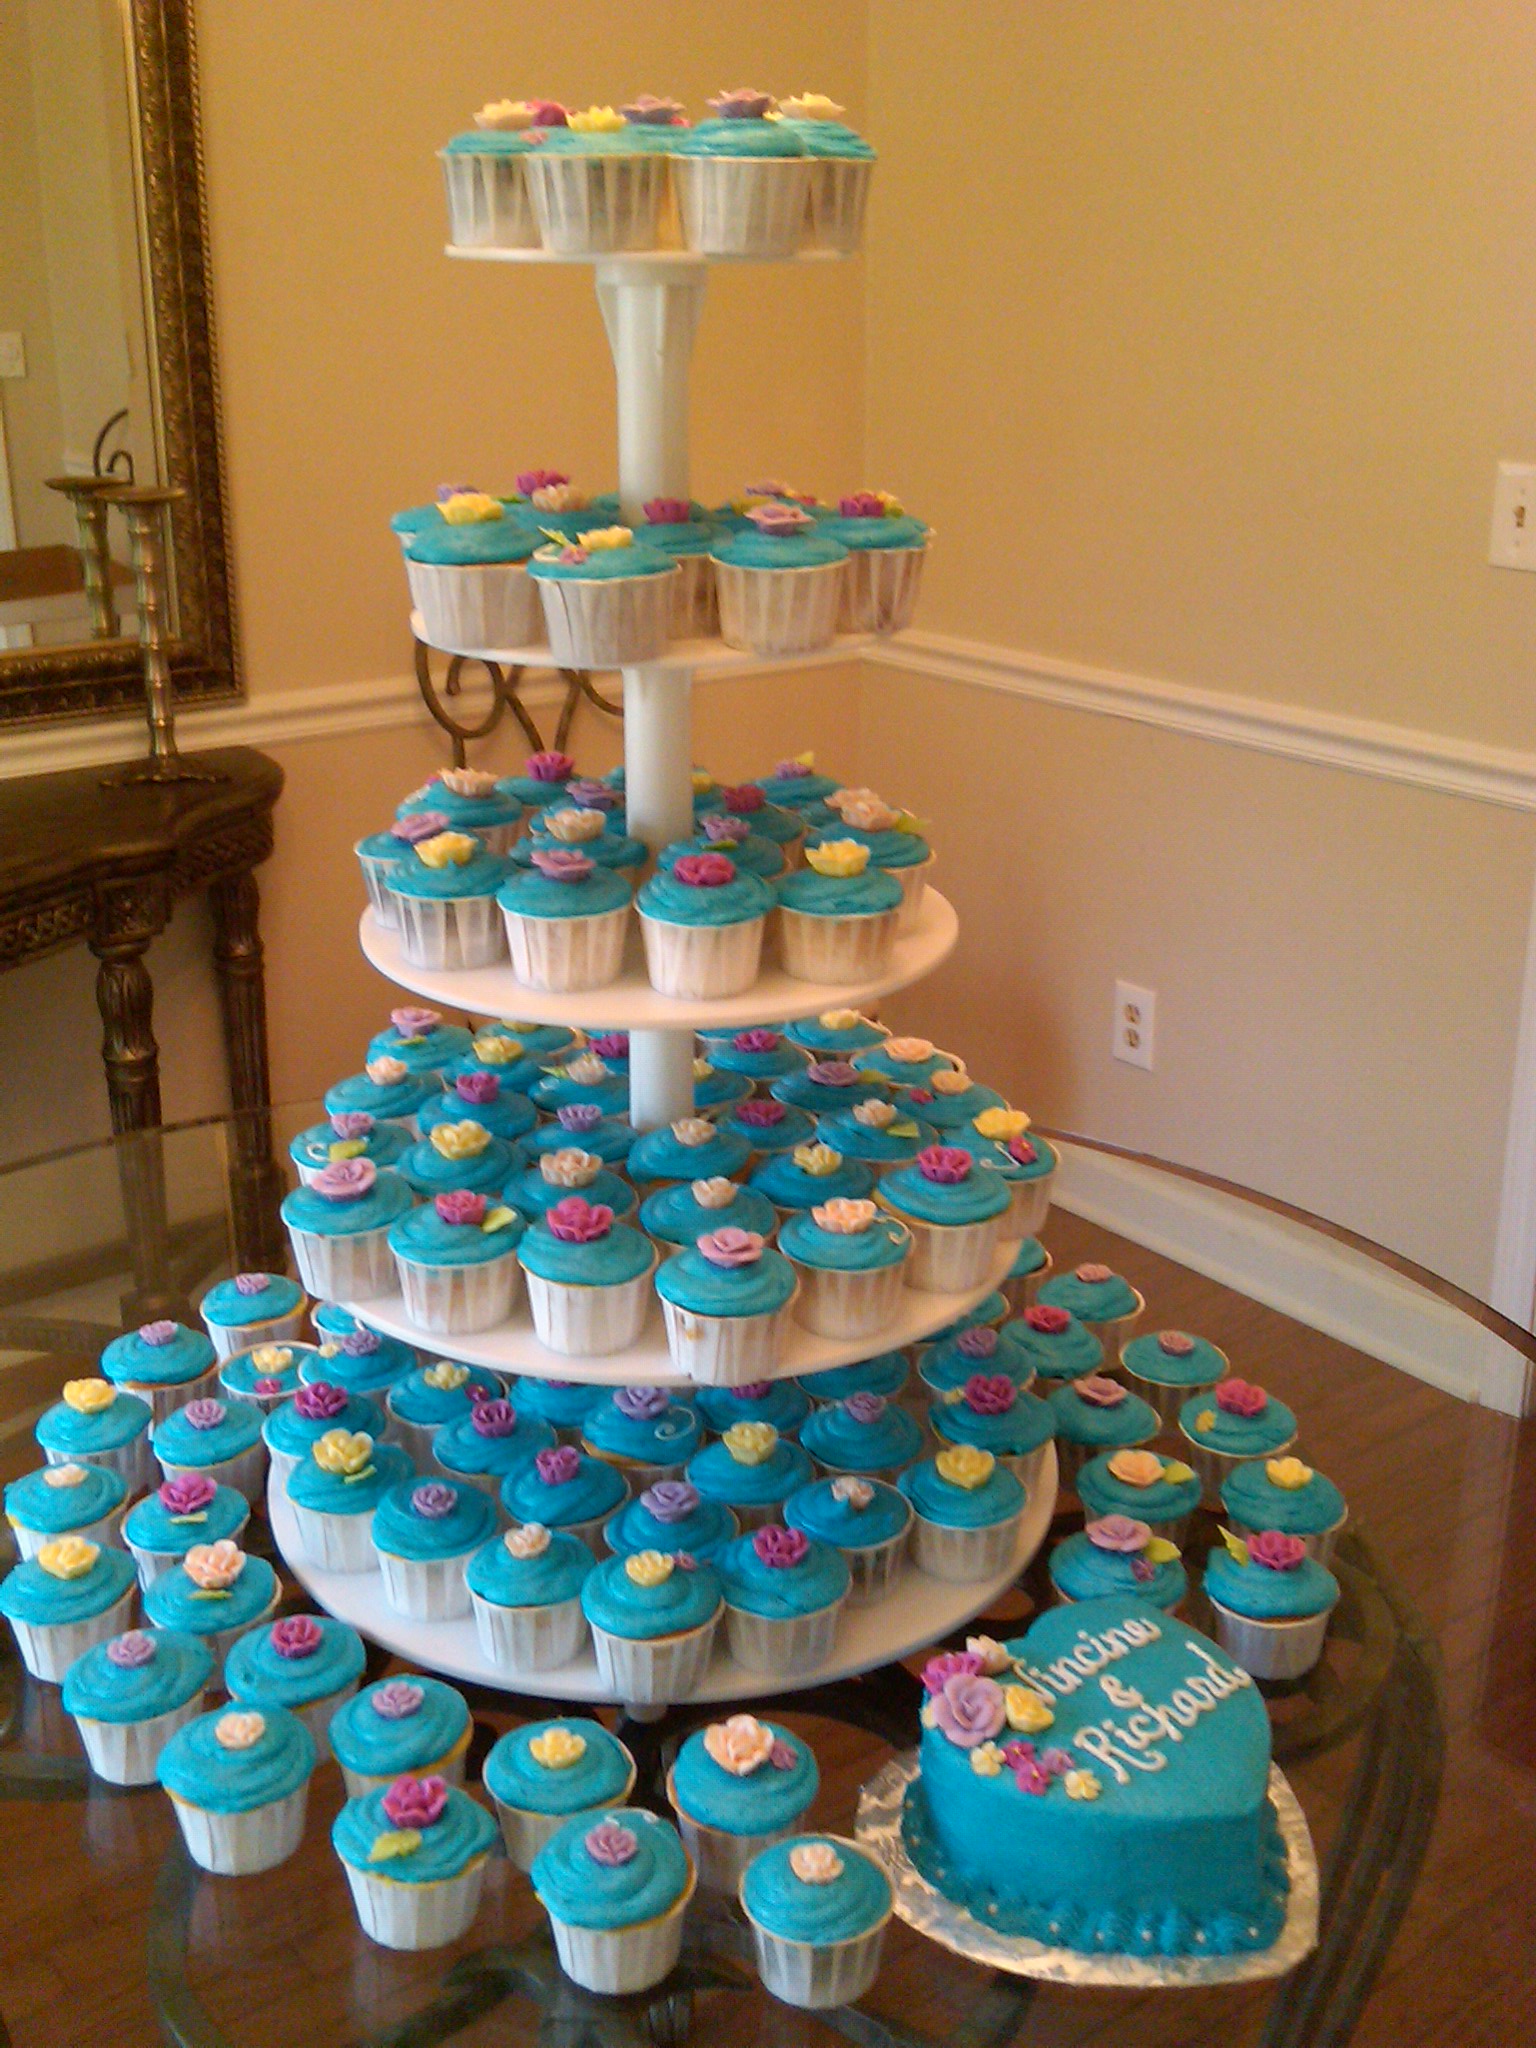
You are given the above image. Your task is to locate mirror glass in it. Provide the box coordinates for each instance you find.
[0,0,163,656]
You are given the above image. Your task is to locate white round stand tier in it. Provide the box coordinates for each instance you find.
[344,1240,1015,1390]
[359,894,957,1034]
[408,609,879,675]
[268,1447,1056,1707]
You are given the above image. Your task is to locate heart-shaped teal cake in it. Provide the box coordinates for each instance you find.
[902,1595,1288,1955]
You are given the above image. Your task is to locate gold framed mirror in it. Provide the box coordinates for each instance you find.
[0,0,237,726]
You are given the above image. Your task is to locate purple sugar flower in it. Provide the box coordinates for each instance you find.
[469,1400,518,1439]
[183,1399,227,1431]
[734,1099,786,1127]
[839,491,887,519]
[1248,1531,1308,1572]
[557,1103,602,1133]
[963,1374,1017,1416]
[391,810,451,844]
[746,502,814,539]
[546,1197,614,1244]
[410,1482,459,1519]
[159,1473,218,1516]
[107,1631,156,1669]
[270,1616,323,1660]
[233,1273,270,1297]
[956,1327,999,1360]
[642,495,692,521]
[515,470,568,496]
[529,847,595,883]
[525,751,575,783]
[752,1525,809,1569]
[843,1392,887,1424]
[1007,1136,1038,1166]
[1087,1515,1152,1554]
[589,1033,629,1060]
[615,1386,669,1421]
[769,1740,798,1770]
[312,1157,377,1202]
[641,1479,698,1521]
[535,1446,582,1487]
[330,1111,376,1139]
[932,1674,1007,1749]
[454,1072,500,1105]
[730,1381,772,1401]
[1002,1740,1051,1795]
[340,1330,383,1357]
[252,1377,284,1398]
[921,1650,984,1694]
[734,1029,779,1053]
[708,87,775,119]
[435,1190,488,1227]
[623,95,686,126]
[565,780,615,810]
[1039,1747,1074,1778]
[138,1320,177,1346]
[391,1007,440,1040]
[916,1146,972,1185]
[371,1680,424,1720]
[702,814,750,845]
[294,1382,347,1420]
[806,1061,859,1088]
[697,1228,765,1268]
[584,1820,638,1866]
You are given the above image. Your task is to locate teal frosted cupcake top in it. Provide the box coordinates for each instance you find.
[496,862,632,920]
[693,1379,810,1436]
[219,1344,313,1401]
[405,513,537,567]
[1204,1537,1340,1621]
[1009,1306,1104,1381]
[0,1540,136,1625]
[716,1527,850,1619]
[671,1717,818,1835]
[822,511,925,550]
[36,1383,151,1457]
[897,1451,1024,1530]
[510,827,645,873]
[813,820,930,870]
[913,1078,1007,1129]
[711,526,847,570]
[675,111,805,158]
[509,1374,606,1430]
[1220,1456,1346,1537]
[372,1476,498,1562]
[654,1237,798,1319]
[62,1627,212,1724]
[123,1480,250,1558]
[749,1149,877,1211]
[658,827,784,881]
[388,837,508,901]
[528,1113,636,1166]
[199,1274,304,1330]
[800,1395,923,1475]
[580,1550,724,1639]
[776,856,903,916]
[702,1028,807,1080]
[516,1203,656,1286]
[583,1389,701,1468]
[502,1448,628,1530]
[1123,1330,1228,1389]
[639,1177,778,1247]
[1076,1450,1202,1526]
[323,1069,437,1122]
[506,1157,635,1224]
[1179,1384,1298,1458]
[100,1322,215,1390]
[779,1202,911,1271]
[786,1010,888,1053]
[877,1149,1012,1227]
[627,1121,752,1186]
[153,1398,263,1469]
[366,1015,476,1071]
[224,1613,367,1711]
[1048,1527,1188,1611]
[417,1081,537,1147]
[527,533,674,581]
[143,1551,277,1637]
[918,1321,1036,1394]
[330,1676,469,1779]
[719,1099,816,1154]
[157,1703,315,1813]
[264,1385,382,1460]
[776,115,876,160]
[931,1381,1054,1459]
[442,127,539,155]
[638,857,774,929]
[686,1432,813,1508]
[286,1439,412,1518]
[794,1350,908,1403]
[742,1835,891,1943]
[332,1780,497,1884]
[1047,1376,1161,1449]
[5,1460,125,1534]
[532,1807,691,1929]
[387,1361,485,1429]
[398,1130,520,1198]
[431,1404,555,1483]
[388,1196,525,1269]
[279,1164,415,1238]
[397,774,525,832]
[1037,1265,1141,1323]
[484,1717,635,1816]
[465,1524,593,1609]
[604,1483,737,1562]
[813,1105,935,1166]
[783,1474,912,1550]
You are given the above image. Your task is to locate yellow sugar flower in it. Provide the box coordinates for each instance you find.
[183,1539,245,1591]
[792,1143,843,1177]
[575,524,634,551]
[414,831,478,870]
[1064,1769,1101,1801]
[472,1034,524,1064]
[544,808,605,843]
[722,1421,778,1466]
[969,1740,1005,1777]
[624,1549,675,1588]
[250,1346,292,1372]
[42,1464,89,1490]
[438,491,503,525]
[422,1361,469,1391]
[935,1445,995,1491]
[1004,1685,1055,1734]
[430,1119,492,1160]
[504,1522,552,1560]
[1266,1456,1314,1490]
[779,93,846,122]
[37,1536,99,1580]
[529,1726,587,1770]
[819,1008,869,1031]
[62,1378,115,1415]
[1106,1449,1165,1488]
[691,769,716,793]
[804,838,871,879]
[568,104,627,133]
[811,1196,877,1234]
[972,1107,1031,1142]
[313,1429,376,1478]
[929,1068,974,1097]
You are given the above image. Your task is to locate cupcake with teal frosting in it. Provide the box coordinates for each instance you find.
[690,1058,757,1117]
[224,1613,367,1760]
[750,1141,876,1214]
[300,1325,416,1416]
[772,1057,882,1117]
[397,1119,520,1200]
[716,1523,850,1676]
[0,1535,138,1682]
[280,1159,415,1305]
[1076,1447,1202,1546]
[404,496,542,650]
[517,1196,658,1358]
[635,496,718,636]
[330,1675,472,1799]
[153,1395,267,1504]
[502,1445,628,1556]
[333,1772,499,1951]
[813,1098,935,1170]
[783,1474,913,1606]
[384,1360,487,1466]
[521,106,669,257]
[686,1424,814,1533]
[912,1068,1007,1132]
[431,1397,554,1501]
[705,1026,808,1090]
[466,1520,593,1671]
[286,1432,412,1574]
[603,1479,737,1565]
[387,829,509,973]
[158,1703,315,1876]
[824,488,926,632]
[810,799,934,934]
[917,1319,1036,1397]
[529,524,677,667]
[581,1549,725,1707]
[640,1173,778,1249]
[419,1070,538,1145]
[123,1475,251,1588]
[323,1061,438,1135]
[63,1626,213,1786]
[531,1807,696,1996]
[897,1445,1025,1582]
[198,1271,308,1361]
[741,1833,893,2011]
[100,1320,218,1425]
[794,1350,908,1407]
[36,1377,154,1491]
[1010,1303,1103,1384]
[924,1291,1009,1342]
[1036,1261,1144,1355]
[218,1341,318,1415]
[929,1375,1054,1491]
[142,1540,280,1682]
[505,1146,636,1229]
[721,1097,816,1158]
[4,1460,127,1563]
[628,1116,751,1189]
[1220,1454,1347,1564]
[262,1381,381,1488]
[485,1715,637,1870]
[440,114,543,251]
[779,837,904,982]
[800,1393,922,1481]
[1204,1528,1340,1679]
[941,1122,1057,1238]
[398,766,524,852]
[712,503,847,657]
[1047,1374,1160,1488]
[527,1102,637,1169]
[497,749,576,813]
[786,1006,887,1055]
[778,1196,910,1341]
[674,89,809,260]
[655,1227,799,1385]
[366,1009,476,1078]
[529,1052,629,1118]
[1121,1327,1229,1425]
[774,92,877,255]
[698,784,805,856]
[509,1374,605,1441]
[1177,1380,1299,1507]
[372,1476,499,1623]
[512,810,645,876]
[874,1144,1011,1294]
[659,815,784,881]
[850,1033,955,1092]
[388,1190,526,1338]
[637,849,775,1001]
[1002,1235,1052,1313]
[668,1715,819,1896]
[1049,1516,1187,1612]
[695,1377,810,1439]
[498,848,633,995]
[582,1388,702,1489]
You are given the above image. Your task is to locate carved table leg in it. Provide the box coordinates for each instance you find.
[91,920,180,1324]
[209,868,286,1272]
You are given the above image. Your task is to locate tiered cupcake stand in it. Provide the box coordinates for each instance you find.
[269,237,1058,1715]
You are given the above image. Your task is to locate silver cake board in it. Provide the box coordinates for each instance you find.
[855,1752,1319,1989]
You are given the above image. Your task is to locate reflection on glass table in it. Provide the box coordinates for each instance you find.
[0,1106,1526,2048]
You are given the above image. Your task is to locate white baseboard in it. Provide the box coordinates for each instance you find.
[1052,1142,1532,1417]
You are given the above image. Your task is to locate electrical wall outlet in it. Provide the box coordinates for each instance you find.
[1113,981,1156,1070]
[0,333,25,380]
[1489,462,1536,570]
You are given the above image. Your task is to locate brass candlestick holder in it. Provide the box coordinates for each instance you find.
[42,474,123,640]
[100,484,225,786]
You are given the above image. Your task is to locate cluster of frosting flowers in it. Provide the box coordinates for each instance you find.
[703,1714,796,1776]
[1086,1515,1181,1579]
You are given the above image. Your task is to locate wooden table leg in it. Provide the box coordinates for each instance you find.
[90,908,181,1323]
[209,867,286,1272]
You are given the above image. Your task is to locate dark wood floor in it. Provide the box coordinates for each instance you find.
[1,1210,1532,2046]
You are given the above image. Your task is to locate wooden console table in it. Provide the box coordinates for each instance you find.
[0,745,286,1312]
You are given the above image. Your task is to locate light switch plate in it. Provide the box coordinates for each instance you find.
[1489,462,1536,570]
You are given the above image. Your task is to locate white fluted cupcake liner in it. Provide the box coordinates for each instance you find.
[1123,1369,1223,1430]
[390,890,507,972]
[909,1510,1019,1583]
[1051,1438,1104,1492]
[493,1781,636,1873]
[158,1442,269,1508]
[285,1223,399,1304]
[11,1504,125,1563]
[129,1507,253,1592]
[524,151,667,254]
[668,1774,799,1895]
[789,1258,907,1341]
[206,1309,309,1365]
[377,1547,474,1622]
[1008,1172,1055,1241]
[524,1264,657,1357]
[1182,1435,1298,1511]
[589,1612,720,1707]
[502,905,630,993]
[46,1438,156,1493]
[441,149,539,249]
[345,1854,491,1950]
[1206,1599,1335,1680]
[999,1249,1053,1318]
[660,1294,798,1386]
[724,1597,844,1678]
[395,1250,524,1336]
[358,851,404,930]
[805,158,874,254]
[169,1784,310,1876]
[668,553,718,638]
[888,854,936,937]
[889,1211,1002,1295]
[341,1736,468,1801]
[746,1906,890,2010]
[1083,1297,1146,1373]
[117,1366,222,1430]
[407,556,543,653]
[470,1591,588,1671]
[1228,1511,1348,1569]
[778,904,900,986]
[6,1586,137,1685]
[714,558,843,656]
[73,1695,207,1785]
[280,1681,359,1765]
[546,1872,694,1994]
[676,156,811,258]
[536,567,677,669]
[382,1410,444,1470]
[838,544,926,635]
[640,911,766,1000]
[840,1527,912,1606]
[288,1502,379,1575]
